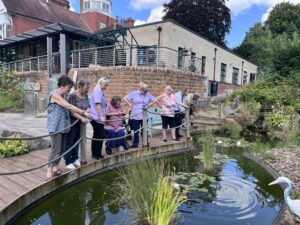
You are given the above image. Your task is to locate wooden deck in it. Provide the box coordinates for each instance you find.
[0,135,186,211]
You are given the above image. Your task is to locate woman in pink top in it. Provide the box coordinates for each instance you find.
[156,86,187,142]
[105,96,127,153]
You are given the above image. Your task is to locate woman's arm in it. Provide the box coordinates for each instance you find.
[52,93,88,117]
[123,96,133,108]
[70,111,89,123]
[152,94,164,108]
[95,103,106,122]
[174,99,188,108]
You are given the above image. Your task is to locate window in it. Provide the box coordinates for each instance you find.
[84,1,90,10]
[99,23,106,29]
[232,67,239,85]
[0,24,8,40]
[94,0,102,9]
[178,47,183,69]
[250,73,256,83]
[220,63,227,82]
[243,71,248,85]
[103,2,110,12]
[201,56,206,75]
[137,47,157,66]
[191,52,196,64]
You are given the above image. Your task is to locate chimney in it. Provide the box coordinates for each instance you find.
[48,0,70,9]
[124,17,135,28]
[80,0,83,13]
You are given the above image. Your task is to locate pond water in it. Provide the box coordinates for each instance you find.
[11,142,283,225]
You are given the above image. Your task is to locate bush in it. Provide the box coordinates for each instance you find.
[0,135,28,158]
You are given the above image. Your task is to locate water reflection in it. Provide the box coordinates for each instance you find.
[13,145,283,225]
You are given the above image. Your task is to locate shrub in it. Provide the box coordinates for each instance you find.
[0,135,28,158]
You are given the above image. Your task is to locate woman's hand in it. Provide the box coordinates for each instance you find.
[100,115,106,123]
[80,117,89,124]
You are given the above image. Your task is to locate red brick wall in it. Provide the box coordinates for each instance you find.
[81,12,116,32]
[19,67,206,109]
[77,66,206,104]
[9,15,49,37]
[209,80,241,96]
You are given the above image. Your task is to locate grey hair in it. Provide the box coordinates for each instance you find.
[139,82,148,90]
[78,80,91,88]
[98,77,109,86]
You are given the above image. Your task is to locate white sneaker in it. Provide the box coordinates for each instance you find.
[65,164,76,170]
[118,146,125,152]
[73,159,81,167]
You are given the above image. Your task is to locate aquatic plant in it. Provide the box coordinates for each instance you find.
[199,134,215,171]
[118,159,186,225]
[169,172,217,192]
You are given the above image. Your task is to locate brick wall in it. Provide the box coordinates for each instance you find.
[81,12,116,32]
[19,67,206,110]
[209,80,240,96]
[76,66,206,103]
[10,15,49,37]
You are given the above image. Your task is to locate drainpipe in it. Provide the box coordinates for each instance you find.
[241,60,244,86]
[213,48,217,81]
[156,26,162,67]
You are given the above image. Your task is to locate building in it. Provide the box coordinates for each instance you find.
[0,0,257,96]
[126,20,258,93]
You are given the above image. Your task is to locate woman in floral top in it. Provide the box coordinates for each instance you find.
[64,80,90,170]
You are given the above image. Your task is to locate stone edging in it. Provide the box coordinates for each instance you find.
[0,140,192,225]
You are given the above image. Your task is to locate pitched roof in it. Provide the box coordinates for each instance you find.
[2,0,91,32]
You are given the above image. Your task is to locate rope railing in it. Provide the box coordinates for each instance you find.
[147,121,189,131]
[146,109,187,116]
[0,138,82,175]
[0,119,80,141]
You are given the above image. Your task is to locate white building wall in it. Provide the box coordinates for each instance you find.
[128,20,257,85]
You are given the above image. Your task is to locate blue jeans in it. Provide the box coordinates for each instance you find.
[106,129,126,148]
[130,119,143,146]
[64,122,80,165]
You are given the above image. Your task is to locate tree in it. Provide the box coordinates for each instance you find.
[163,0,231,46]
[265,2,300,37]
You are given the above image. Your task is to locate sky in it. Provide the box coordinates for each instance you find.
[70,0,300,49]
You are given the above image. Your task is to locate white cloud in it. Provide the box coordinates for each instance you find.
[134,5,165,26]
[226,0,300,22]
[130,0,168,10]
[133,0,300,27]
[69,0,76,12]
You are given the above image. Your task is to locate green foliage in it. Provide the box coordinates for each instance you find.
[0,135,28,158]
[0,94,23,112]
[265,2,300,36]
[0,71,24,111]
[223,122,242,140]
[237,101,261,127]
[247,140,272,159]
[118,160,185,225]
[163,0,231,46]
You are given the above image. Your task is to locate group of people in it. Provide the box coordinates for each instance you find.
[46,75,200,180]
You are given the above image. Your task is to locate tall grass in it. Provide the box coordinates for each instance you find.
[0,93,23,112]
[119,159,186,225]
[201,134,215,171]
[225,122,242,140]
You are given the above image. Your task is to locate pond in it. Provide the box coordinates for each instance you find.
[10,140,283,225]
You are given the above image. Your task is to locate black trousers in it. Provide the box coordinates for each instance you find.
[90,120,106,158]
[175,111,185,138]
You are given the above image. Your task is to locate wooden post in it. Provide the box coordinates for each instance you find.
[185,109,191,140]
[218,103,222,122]
[80,123,87,165]
[142,108,148,148]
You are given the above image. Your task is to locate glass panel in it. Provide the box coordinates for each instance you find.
[221,63,227,82]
